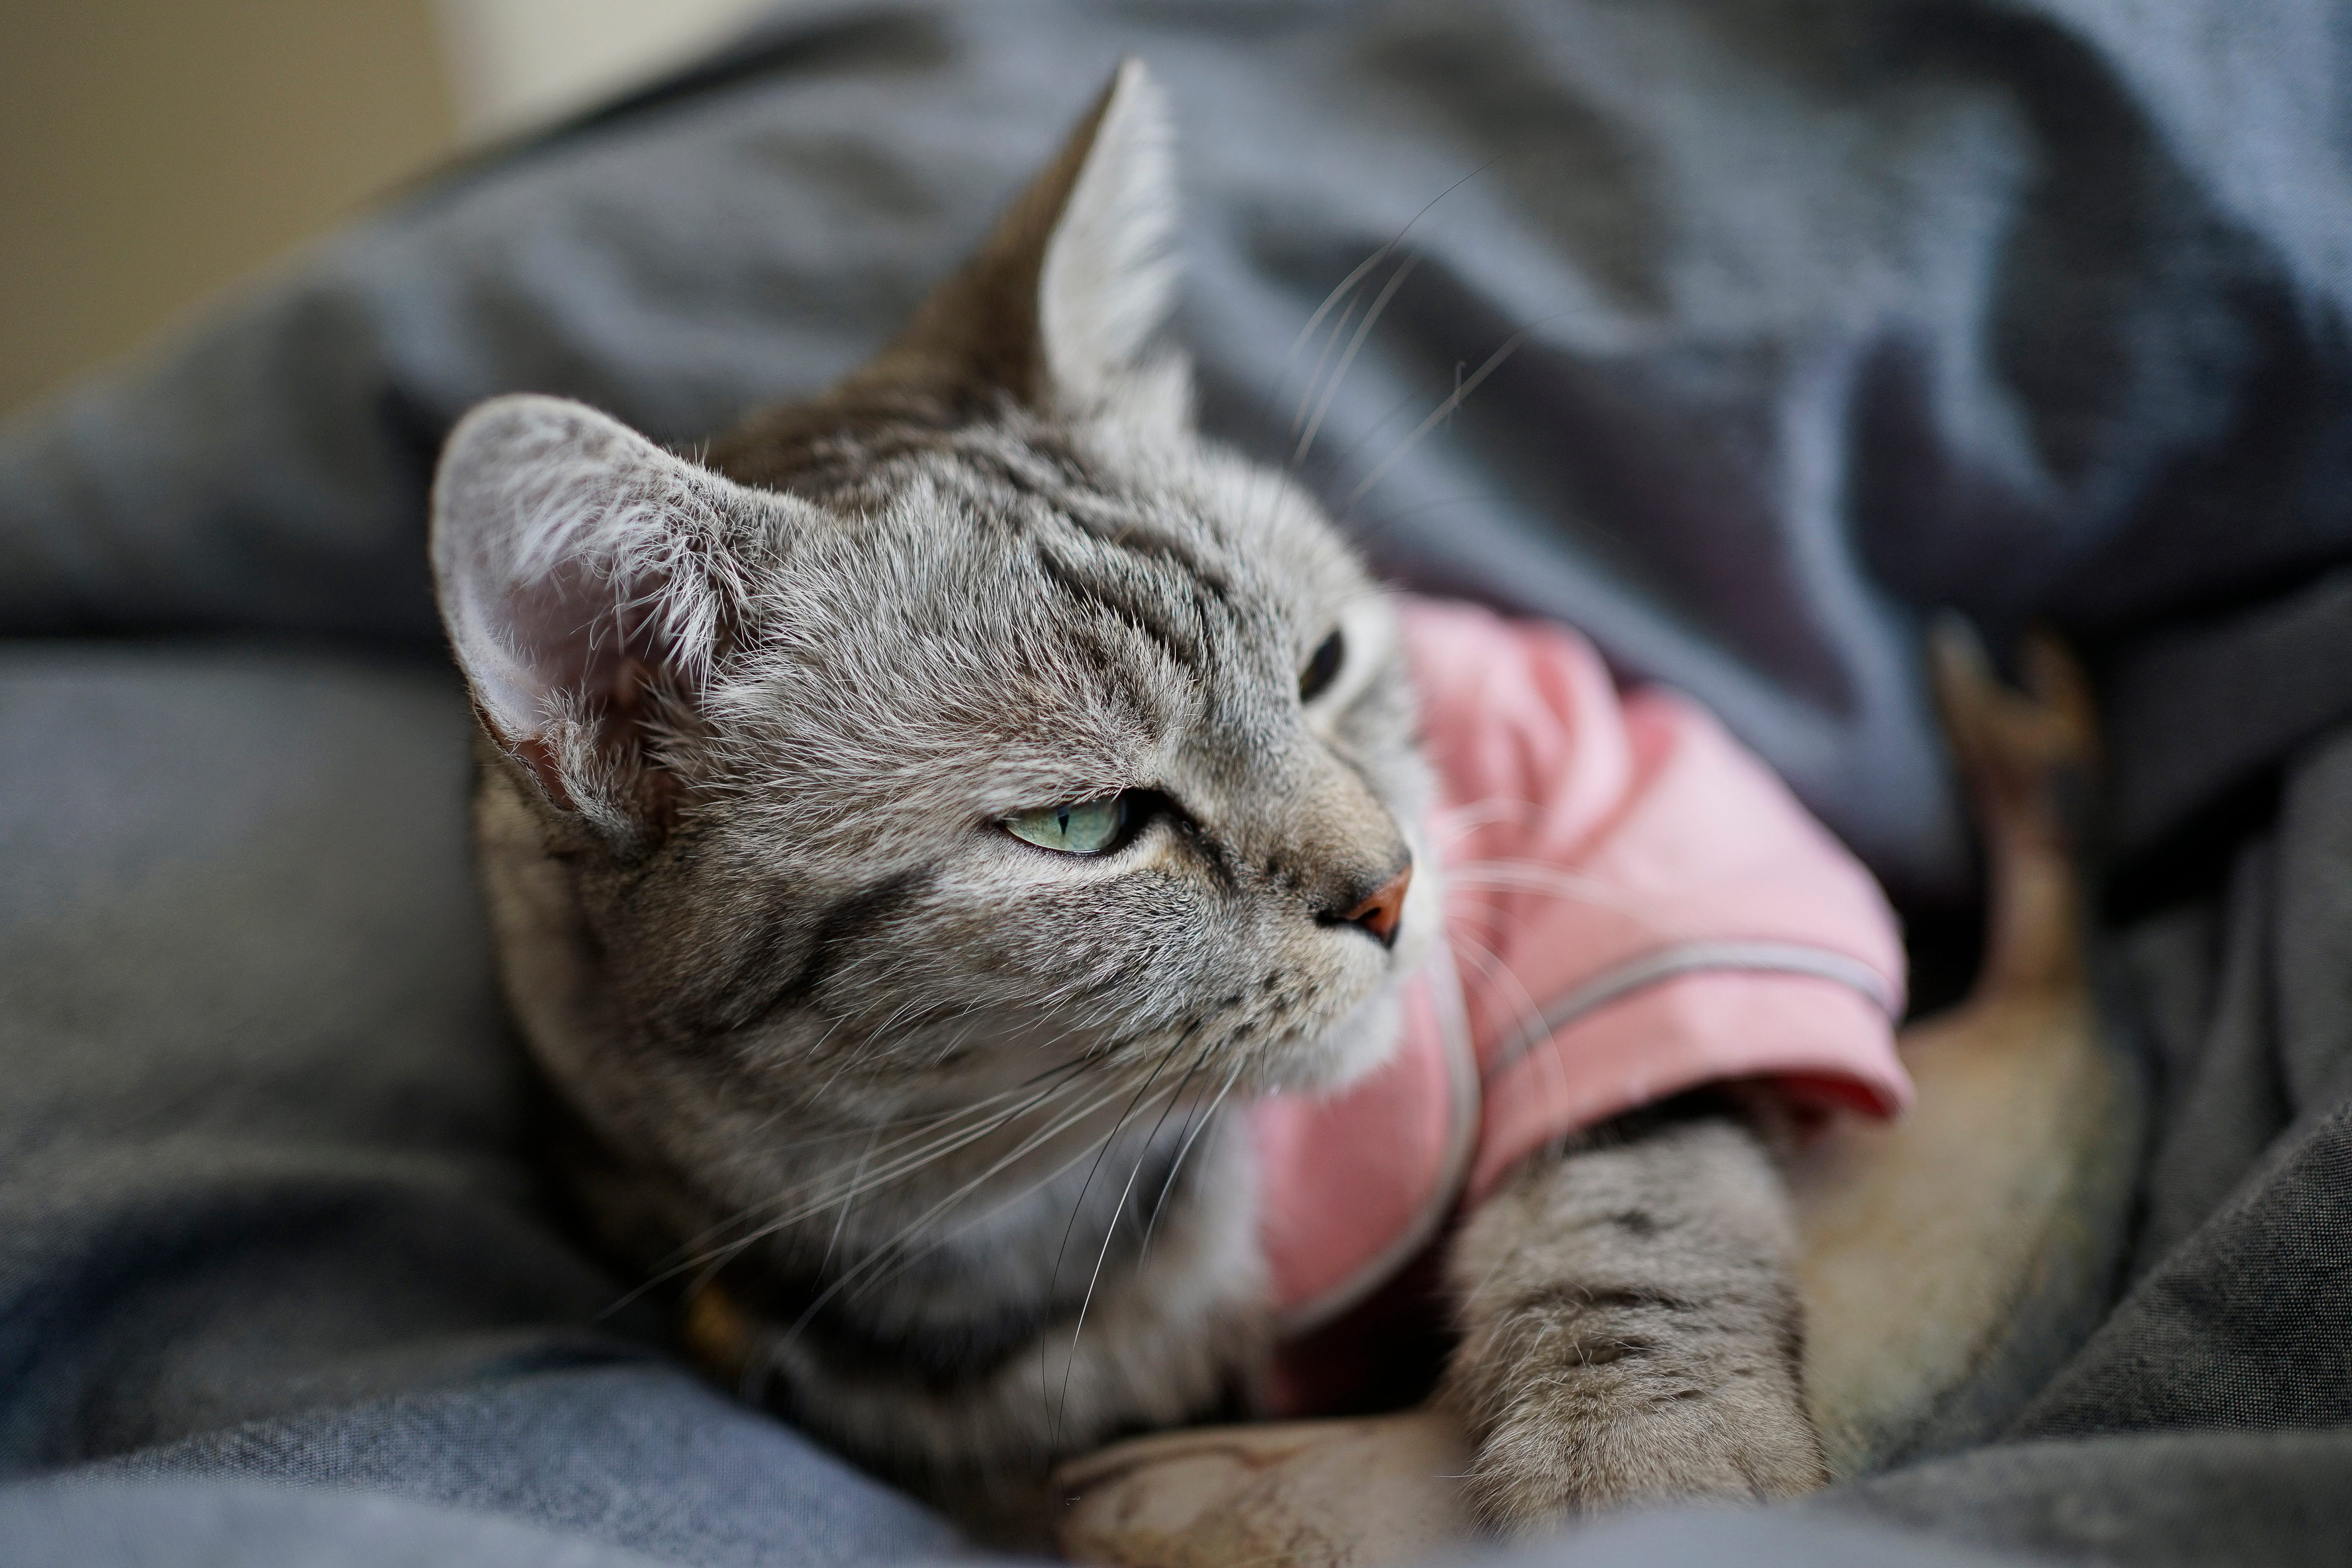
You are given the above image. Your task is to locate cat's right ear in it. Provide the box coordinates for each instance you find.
[430,393,777,841]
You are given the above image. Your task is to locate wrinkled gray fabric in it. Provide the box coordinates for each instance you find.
[4,1,2352,1565]
[99,1365,971,1568]
[1,1477,682,1568]
[0,1477,2050,1568]
[1836,1429,2352,1567]
[0,649,964,1566]
[2027,735,2352,1439]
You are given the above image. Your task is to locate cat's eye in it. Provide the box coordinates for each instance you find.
[1004,795,1129,855]
[1299,628,1346,704]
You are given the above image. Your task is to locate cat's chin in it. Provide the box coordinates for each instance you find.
[1247,979,1408,1098]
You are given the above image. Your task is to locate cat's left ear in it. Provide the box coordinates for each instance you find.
[429,394,789,842]
[870,57,1187,422]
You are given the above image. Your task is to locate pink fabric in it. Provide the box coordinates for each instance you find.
[1253,597,1911,1335]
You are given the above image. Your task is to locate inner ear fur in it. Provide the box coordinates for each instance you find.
[430,393,788,841]
[860,56,1182,416]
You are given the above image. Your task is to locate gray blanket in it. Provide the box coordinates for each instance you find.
[4,3,2349,1564]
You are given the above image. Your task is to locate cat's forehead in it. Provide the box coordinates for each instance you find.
[800,418,1361,619]
[710,430,1375,795]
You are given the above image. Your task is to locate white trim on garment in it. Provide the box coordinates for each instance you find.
[1484,939,1901,1082]
[1272,942,1483,1339]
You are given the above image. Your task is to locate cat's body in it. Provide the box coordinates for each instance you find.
[433,62,1882,1534]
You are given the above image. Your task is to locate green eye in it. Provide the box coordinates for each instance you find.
[1005,795,1128,855]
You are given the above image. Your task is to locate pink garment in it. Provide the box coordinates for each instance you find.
[1253,597,1912,1348]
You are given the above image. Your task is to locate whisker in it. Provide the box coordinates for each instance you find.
[818,1125,879,1275]
[1136,1060,1246,1269]
[1294,252,1422,467]
[1441,858,1674,924]
[1283,154,1493,366]
[1044,1031,1199,1446]
[733,1069,1163,1339]
[736,1064,1107,1239]
[1449,928,1581,1116]
[1291,289,1366,445]
[608,1058,1117,1313]
[1337,317,1559,521]
[840,1038,1225,1313]
[836,1074,1185,1307]
[1305,359,1461,502]
[1242,158,1498,539]
[673,1052,1099,1251]
[1434,797,1546,840]
[767,1057,1198,1361]
[1447,929,1554,1090]
[1054,1033,1221,1438]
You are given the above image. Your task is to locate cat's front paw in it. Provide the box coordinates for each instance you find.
[1460,1374,1827,1536]
[1057,1410,1473,1568]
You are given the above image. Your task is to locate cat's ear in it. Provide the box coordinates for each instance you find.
[875,57,1183,416]
[430,393,762,838]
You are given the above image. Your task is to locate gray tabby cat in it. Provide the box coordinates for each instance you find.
[431,61,1822,1532]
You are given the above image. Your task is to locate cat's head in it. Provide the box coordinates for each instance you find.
[430,61,1436,1133]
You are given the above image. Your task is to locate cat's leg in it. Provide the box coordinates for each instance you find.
[1443,1102,1824,1533]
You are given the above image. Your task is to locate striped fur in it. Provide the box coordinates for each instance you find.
[432,61,1833,1535]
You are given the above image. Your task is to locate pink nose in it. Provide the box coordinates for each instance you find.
[1341,864,1413,948]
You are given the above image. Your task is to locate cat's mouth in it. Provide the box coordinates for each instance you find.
[1227,822,1444,1099]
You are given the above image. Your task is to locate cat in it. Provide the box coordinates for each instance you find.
[428,60,1906,1535]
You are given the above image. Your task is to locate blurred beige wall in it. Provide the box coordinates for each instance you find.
[0,1,455,416]
[0,0,780,418]
[434,0,779,145]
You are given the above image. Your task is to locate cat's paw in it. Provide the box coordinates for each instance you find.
[1460,1375,1827,1536]
[1056,1410,1473,1568]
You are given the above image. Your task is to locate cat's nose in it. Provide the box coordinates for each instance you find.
[1334,860,1413,948]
